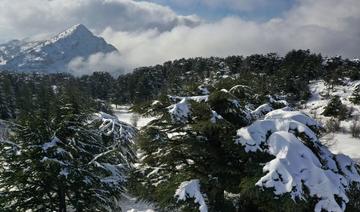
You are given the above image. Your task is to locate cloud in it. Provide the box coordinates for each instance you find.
[0,0,200,41]
[199,0,277,12]
[2,0,360,75]
[148,0,289,12]
[98,0,360,71]
[68,52,129,76]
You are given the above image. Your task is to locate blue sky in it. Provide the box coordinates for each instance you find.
[145,0,295,21]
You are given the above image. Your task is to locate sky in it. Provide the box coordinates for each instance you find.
[145,0,294,21]
[0,0,359,74]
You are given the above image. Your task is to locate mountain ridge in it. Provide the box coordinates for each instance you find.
[0,24,118,73]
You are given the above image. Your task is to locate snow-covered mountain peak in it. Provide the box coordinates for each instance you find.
[50,24,93,43]
[62,24,89,35]
[0,24,118,73]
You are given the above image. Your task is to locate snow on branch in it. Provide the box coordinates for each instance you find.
[175,179,208,212]
[94,112,137,144]
[235,109,360,212]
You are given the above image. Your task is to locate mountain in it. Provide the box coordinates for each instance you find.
[0,24,117,73]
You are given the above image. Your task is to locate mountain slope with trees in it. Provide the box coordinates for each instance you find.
[1,49,360,211]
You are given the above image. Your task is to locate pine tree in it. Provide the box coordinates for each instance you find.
[0,86,136,211]
[322,95,348,120]
[129,88,260,211]
[130,84,360,212]
[350,84,360,104]
[0,75,16,120]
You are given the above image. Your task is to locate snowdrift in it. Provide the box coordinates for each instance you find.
[236,109,360,212]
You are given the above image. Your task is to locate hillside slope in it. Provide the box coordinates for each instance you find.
[301,80,360,161]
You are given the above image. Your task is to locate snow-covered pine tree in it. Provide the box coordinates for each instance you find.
[129,88,254,211]
[236,108,360,211]
[350,84,360,104]
[322,95,348,120]
[130,85,360,212]
[0,75,16,120]
[0,86,136,211]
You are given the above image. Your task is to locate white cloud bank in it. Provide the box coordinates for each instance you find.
[151,0,288,12]
[105,0,360,66]
[68,52,128,76]
[0,0,200,41]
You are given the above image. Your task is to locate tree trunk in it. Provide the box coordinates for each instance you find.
[209,186,225,211]
[58,185,67,212]
[214,187,225,211]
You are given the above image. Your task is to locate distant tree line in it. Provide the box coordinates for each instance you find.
[1,50,359,115]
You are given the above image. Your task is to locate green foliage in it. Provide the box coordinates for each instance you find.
[208,90,250,128]
[350,85,360,105]
[0,72,102,122]
[322,95,348,120]
[1,50,360,211]
[113,50,331,104]
[347,183,360,211]
[130,94,246,211]
[0,75,15,119]
[1,49,359,108]
[129,86,331,211]
[0,82,134,211]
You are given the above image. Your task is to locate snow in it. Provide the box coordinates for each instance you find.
[99,109,156,210]
[301,80,360,163]
[188,95,209,102]
[304,80,360,118]
[175,179,208,212]
[40,157,67,166]
[210,110,223,123]
[168,98,191,123]
[151,100,160,106]
[42,136,60,151]
[167,96,224,124]
[251,103,273,119]
[236,109,360,212]
[95,111,137,141]
[236,111,320,152]
[198,85,210,95]
[321,133,360,162]
[265,108,322,129]
[0,24,117,73]
[229,84,251,92]
[169,95,209,103]
[0,120,9,141]
[118,195,155,212]
[59,168,69,177]
[268,95,288,106]
[99,163,127,186]
[258,132,348,212]
[112,105,155,129]
[0,56,6,65]
[352,58,360,63]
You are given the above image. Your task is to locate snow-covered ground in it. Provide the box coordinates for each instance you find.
[305,80,360,117]
[118,195,155,212]
[112,105,155,129]
[321,133,360,162]
[302,80,360,162]
[112,105,156,211]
